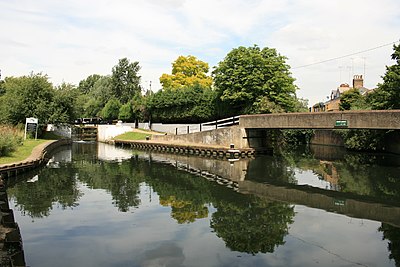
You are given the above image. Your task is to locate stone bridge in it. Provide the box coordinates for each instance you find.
[153,110,400,150]
[239,110,400,130]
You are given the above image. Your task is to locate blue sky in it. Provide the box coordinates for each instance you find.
[1,0,399,105]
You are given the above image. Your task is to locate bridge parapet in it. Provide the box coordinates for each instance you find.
[239,110,400,130]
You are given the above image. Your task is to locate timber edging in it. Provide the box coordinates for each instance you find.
[112,139,255,158]
[0,139,72,180]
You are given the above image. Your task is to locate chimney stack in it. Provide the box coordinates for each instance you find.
[353,75,363,89]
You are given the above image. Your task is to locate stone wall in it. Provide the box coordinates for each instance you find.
[97,124,135,142]
[152,126,249,148]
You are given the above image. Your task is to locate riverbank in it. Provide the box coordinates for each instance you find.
[112,139,256,158]
[0,138,70,266]
[0,139,72,179]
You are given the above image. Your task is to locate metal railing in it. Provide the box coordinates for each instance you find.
[174,116,240,135]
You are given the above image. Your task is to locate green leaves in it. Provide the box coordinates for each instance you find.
[147,84,217,123]
[101,99,121,120]
[369,44,400,110]
[111,58,141,104]
[213,45,298,115]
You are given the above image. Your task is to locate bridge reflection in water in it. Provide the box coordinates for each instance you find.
[137,145,400,228]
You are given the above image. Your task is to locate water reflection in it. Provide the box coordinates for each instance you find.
[247,145,400,203]
[5,142,400,266]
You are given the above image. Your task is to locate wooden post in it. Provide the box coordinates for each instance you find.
[187,125,190,134]
[200,124,202,132]
[215,120,218,129]
[175,128,178,135]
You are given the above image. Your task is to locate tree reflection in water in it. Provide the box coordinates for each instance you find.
[8,165,82,218]
[7,143,400,261]
[380,223,400,266]
[211,197,295,255]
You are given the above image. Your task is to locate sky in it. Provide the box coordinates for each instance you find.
[1,0,399,106]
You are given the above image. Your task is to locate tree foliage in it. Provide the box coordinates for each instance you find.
[146,84,217,123]
[77,74,101,94]
[369,44,400,110]
[339,88,365,111]
[102,99,121,120]
[111,58,141,103]
[118,102,134,121]
[49,83,81,123]
[213,45,298,115]
[0,73,56,124]
[160,55,212,90]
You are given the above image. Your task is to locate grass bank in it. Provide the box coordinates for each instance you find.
[0,139,49,165]
[114,131,151,141]
[0,129,62,165]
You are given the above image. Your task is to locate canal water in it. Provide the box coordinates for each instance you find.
[5,142,400,267]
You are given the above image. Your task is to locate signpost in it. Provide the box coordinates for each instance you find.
[25,117,38,139]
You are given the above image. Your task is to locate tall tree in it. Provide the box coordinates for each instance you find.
[102,98,121,120]
[49,83,80,123]
[369,43,400,110]
[160,55,212,90]
[111,58,141,104]
[0,73,55,124]
[213,45,298,115]
[78,74,102,94]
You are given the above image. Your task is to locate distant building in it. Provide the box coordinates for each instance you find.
[312,75,373,112]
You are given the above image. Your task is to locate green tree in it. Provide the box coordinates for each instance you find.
[78,74,102,94]
[76,76,113,118]
[160,55,213,90]
[0,73,55,124]
[111,58,141,103]
[49,83,80,123]
[339,88,364,111]
[146,84,217,123]
[118,102,134,121]
[213,45,298,115]
[369,43,400,110]
[102,99,121,120]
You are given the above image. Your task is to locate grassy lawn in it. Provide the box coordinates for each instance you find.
[0,131,62,165]
[0,139,49,165]
[114,131,151,140]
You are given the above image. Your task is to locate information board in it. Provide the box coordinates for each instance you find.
[25,117,38,139]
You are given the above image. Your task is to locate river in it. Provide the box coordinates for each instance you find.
[5,142,400,267]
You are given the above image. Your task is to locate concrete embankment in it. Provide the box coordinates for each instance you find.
[0,139,72,179]
[113,139,255,158]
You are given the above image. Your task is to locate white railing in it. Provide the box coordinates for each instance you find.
[173,116,240,135]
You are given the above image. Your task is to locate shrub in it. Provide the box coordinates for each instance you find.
[0,125,24,156]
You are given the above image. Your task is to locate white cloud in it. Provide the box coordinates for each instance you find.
[0,0,399,106]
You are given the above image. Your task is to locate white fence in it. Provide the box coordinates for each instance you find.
[135,116,240,135]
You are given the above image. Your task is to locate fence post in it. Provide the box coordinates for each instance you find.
[175,128,178,135]
[187,125,190,134]
[215,120,218,129]
[200,124,202,132]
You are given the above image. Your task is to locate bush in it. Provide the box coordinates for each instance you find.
[0,125,24,156]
